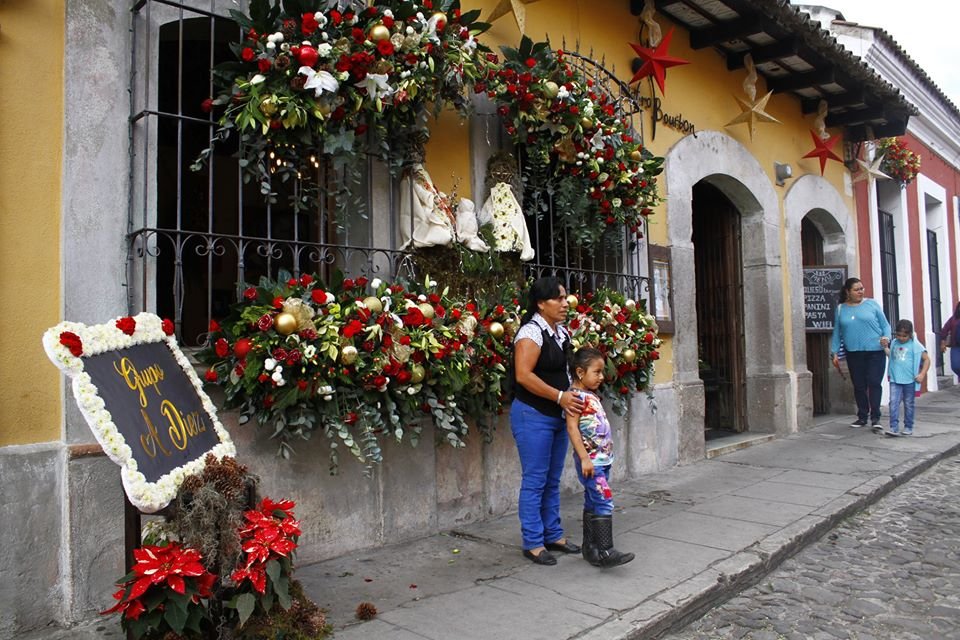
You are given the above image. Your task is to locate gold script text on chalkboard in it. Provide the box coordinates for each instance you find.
[113,357,165,407]
[111,356,209,458]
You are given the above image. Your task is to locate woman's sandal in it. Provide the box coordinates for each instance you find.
[522,549,557,565]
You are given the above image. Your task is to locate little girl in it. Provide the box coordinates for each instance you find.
[565,347,634,568]
[883,319,930,437]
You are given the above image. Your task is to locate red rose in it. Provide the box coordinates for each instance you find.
[344,411,358,425]
[650,350,660,360]
[241,47,255,62]
[210,319,221,332]
[263,395,274,408]
[400,335,411,346]
[297,379,308,391]
[356,277,368,288]
[59,331,83,357]
[643,331,655,344]
[272,296,284,309]
[243,287,258,301]
[257,58,272,73]
[619,386,629,394]
[373,375,387,388]
[215,338,230,358]
[161,318,175,336]
[402,307,425,327]
[200,98,213,113]
[301,12,319,34]
[258,373,269,383]
[377,39,394,56]
[396,370,411,384]
[343,278,355,289]
[116,317,136,336]
[311,289,328,304]
[329,10,342,25]
[383,15,395,28]
[525,57,536,68]
[342,319,364,338]
[299,274,313,286]
[257,314,274,331]
[234,338,252,359]
[205,369,219,382]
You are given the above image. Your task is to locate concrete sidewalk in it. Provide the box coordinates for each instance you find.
[20,385,960,640]
[299,385,960,640]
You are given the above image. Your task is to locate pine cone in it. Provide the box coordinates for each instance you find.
[355,601,378,621]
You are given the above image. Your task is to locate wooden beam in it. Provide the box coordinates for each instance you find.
[726,39,799,70]
[766,68,834,93]
[825,106,887,127]
[800,91,867,114]
[689,16,764,50]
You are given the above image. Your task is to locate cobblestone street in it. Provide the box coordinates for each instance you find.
[664,455,960,640]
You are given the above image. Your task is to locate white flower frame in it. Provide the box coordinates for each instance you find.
[42,312,235,513]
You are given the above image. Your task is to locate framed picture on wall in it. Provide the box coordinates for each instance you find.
[648,244,674,334]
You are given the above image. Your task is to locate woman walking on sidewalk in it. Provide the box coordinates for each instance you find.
[511,276,585,565]
[831,278,891,428]
[939,302,960,379]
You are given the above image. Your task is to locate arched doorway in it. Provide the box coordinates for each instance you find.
[694,181,747,435]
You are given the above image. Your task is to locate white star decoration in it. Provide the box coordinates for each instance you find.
[853,154,891,183]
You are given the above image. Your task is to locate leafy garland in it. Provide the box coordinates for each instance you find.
[199,272,661,469]
[877,136,921,187]
[484,37,664,250]
[193,0,496,212]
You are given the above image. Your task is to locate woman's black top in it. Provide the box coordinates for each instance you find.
[514,325,571,418]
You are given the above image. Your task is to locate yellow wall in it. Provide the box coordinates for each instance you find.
[0,1,65,445]
[432,1,855,384]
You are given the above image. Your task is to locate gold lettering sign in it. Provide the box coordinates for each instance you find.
[113,357,165,408]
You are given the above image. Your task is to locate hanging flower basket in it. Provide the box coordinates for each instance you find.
[193,0,498,212]
[877,136,921,187]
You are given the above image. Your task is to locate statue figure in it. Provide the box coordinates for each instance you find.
[398,133,457,250]
[477,152,535,261]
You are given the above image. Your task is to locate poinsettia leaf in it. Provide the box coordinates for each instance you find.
[163,600,188,633]
[265,558,281,586]
[235,592,257,627]
[276,574,292,610]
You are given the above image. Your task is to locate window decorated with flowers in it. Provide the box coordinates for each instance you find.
[877,136,921,187]
[193,0,497,213]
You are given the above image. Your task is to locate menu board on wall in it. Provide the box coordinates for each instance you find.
[803,266,846,332]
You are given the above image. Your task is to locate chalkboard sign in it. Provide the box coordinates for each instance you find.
[803,267,846,332]
[43,313,235,512]
[84,342,222,483]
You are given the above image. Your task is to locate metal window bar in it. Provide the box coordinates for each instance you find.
[928,229,943,374]
[127,0,652,347]
[878,209,900,326]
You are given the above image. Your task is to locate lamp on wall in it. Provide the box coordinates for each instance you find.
[774,161,792,186]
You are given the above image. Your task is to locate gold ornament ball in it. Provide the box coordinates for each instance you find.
[369,24,391,42]
[430,11,447,28]
[418,303,436,320]
[629,149,643,162]
[488,322,505,339]
[363,296,383,314]
[341,345,359,365]
[259,99,278,118]
[566,294,579,308]
[580,117,594,130]
[543,81,559,99]
[624,298,637,311]
[410,363,426,384]
[622,348,637,363]
[274,312,298,336]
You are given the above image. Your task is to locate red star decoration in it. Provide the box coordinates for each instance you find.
[628,28,689,95]
[802,130,842,175]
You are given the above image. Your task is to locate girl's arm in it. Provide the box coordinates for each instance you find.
[565,409,594,478]
[917,350,931,382]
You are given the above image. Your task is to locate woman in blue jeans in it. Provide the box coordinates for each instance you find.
[830,278,891,427]
[511,277,584,565]
[939,302,960,378]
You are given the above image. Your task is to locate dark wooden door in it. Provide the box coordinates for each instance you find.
[802,219,830,415]
[693,182,746,434]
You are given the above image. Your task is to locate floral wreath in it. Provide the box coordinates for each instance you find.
[193,0,497,213]
[485,37,664,250]
[42,312,236,512]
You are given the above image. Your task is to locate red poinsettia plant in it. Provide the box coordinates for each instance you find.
[228,498,302,626]
[102,543,217,639]
[877,137,921,187]
[485,36,664,249]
